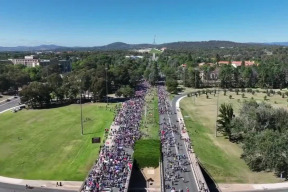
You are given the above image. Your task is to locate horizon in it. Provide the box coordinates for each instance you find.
[0,0,288,47]
[0,40,287,48]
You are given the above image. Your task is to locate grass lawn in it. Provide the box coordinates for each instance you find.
[0,103,115,181]
[150,48,162,54]
[134,139,160,168]
[140,87,159,140]
[180,90,287,183]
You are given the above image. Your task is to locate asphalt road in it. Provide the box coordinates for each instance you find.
[0,182,76,192]
[0,97,21,112]
[159,87,198,192]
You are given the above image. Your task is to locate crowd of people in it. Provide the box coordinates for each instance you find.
[81,82,149,192]
[158,85,192,192]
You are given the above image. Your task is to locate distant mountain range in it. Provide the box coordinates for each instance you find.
[0,41,287,52]
[264,42,288,46]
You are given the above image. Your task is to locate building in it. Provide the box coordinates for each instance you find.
[125,55,144,59]
[136,48,152,53]
[9,55,71,73]
[39,59,50,67]
[218,61,255,68]
[199,68,220,87]
[40,59,72,73]
[8,55,40,67]
[59,59,72,73]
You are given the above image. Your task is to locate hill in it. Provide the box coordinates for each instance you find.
[0,44,64,52]
[0,40,279,52]
[265,42,288,46]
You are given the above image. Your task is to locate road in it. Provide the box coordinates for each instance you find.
[0,182,76,192]
[158,86,198,192]
[0,97,21,113]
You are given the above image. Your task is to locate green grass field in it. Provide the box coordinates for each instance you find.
[150,48,162,54]
[0,103,114,181]
[180,90,287,183]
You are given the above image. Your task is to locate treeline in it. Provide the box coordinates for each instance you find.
[155,47,288,92]
[0,52,150,108]
[217,100,288,178]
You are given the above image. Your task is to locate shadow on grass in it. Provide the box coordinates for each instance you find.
[128,160,147,192]
[83,132,100,135]
[199,163,220,192]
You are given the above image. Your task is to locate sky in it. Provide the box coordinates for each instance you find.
[0,0,287,47]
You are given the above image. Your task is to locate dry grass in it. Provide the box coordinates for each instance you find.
[180,90,287,183]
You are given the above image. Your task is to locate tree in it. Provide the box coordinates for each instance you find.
[217,103,234,140]
[0,75,11,93]
[47,73,64,101]
[219,64,234,88]
[166,78,178,93]
[216,54,221,64]
[20,82,51,108]
[116,85,134,98]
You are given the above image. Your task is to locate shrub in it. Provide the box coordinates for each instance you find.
[264,95,267,100]
[229,95,232,99]
[235,89,239,95]
[242,93,245,98]
[267,92,270,97]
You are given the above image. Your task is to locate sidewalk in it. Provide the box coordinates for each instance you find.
[0,176,81,191]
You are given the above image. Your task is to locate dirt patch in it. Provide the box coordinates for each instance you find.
[142,167,161,191]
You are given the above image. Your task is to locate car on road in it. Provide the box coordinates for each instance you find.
[6,99,10,102]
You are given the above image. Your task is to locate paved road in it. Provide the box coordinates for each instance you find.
[158,86,198,192]
[0,182,76,192]
[0,97,21,112]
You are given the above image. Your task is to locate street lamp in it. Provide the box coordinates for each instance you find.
[78,79,84,135]
[215,88,219,137]
[105,67,108,104]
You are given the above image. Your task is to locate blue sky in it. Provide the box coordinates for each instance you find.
[0,0,287,46]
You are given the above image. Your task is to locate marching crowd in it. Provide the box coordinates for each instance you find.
[81,82,149,192]
[158,85,191,192]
